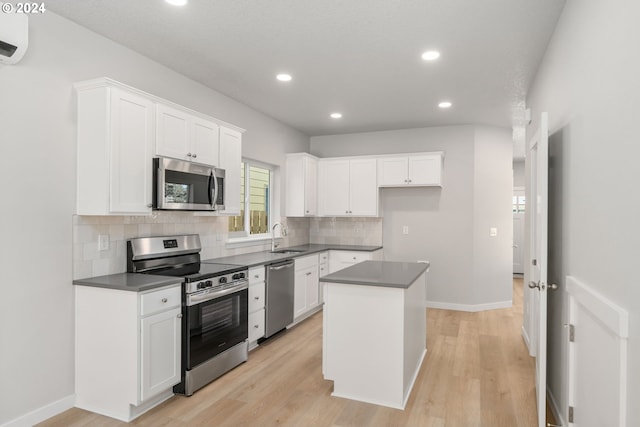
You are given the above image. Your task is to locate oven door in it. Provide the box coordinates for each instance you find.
[186,288,248,370]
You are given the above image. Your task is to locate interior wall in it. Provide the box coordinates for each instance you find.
[0,12,308,426]
[525,0,640,423]
[311,125,513,308]
[513,160,525,187]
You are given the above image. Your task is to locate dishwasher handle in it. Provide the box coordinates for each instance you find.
[268,262,294,271]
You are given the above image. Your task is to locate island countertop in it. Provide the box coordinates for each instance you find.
[320,260,430,289]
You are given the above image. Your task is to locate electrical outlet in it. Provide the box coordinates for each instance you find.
[354,226,361,233]
[402,226,409,235]
[490,227,498,237]
[98,234,110,251]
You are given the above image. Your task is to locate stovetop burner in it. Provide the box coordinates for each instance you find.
[148,262,246,282]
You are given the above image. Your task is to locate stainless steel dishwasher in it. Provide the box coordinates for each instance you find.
[264,259,295,338]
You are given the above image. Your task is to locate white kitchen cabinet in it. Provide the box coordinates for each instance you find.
[247,266,266,349]
[75,283,182,422]
[318,251,329,304]
[294,254,320,320]
[377,152,443,187]
[318,158,378,216]
[286,153,318,216]
[328,249,384,274]
[156,103,220,167]
[218,126,242,216]
[76,80,154,215]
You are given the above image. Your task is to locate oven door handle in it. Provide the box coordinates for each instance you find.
[187,281,248,306]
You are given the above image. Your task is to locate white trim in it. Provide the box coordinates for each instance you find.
[425,300,512,312]
[521,325,532,353]
[566,276,629,338]
[226,234,273,249]
[1,394,75,427]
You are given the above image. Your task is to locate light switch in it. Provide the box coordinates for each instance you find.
[402,226,409,235]
[490,227,498,237]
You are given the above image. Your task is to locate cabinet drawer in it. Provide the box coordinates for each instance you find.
[318,251,329,264]
[249,308,265,342]
[140,285,181,317]
[330,251,371,264]
[319,262,329,278]
[249,266,265,285]
[249,282,265,312]
[295,254,319,271]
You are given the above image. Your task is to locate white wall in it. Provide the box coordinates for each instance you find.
[311,125,513,309]
[513,160,525,187]
[525,0,640,424]
[0,12,308,426]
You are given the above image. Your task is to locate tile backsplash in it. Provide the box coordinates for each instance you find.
[309,217,383,246]
[72,213,310,279]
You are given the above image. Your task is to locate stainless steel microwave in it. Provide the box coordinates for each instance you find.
[153,157,225,211]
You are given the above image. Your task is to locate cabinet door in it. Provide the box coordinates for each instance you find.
[140,307,181,402]
[408,154,442,186]
[109,88,154,214]
[377,157,408,186]
[248,308,265,342]
[349,159,378,215]
[219,127,242,215]
[319,159,350,216]
[156,104,190,161]
[304,156,318,215]
[306,266,319,309]
[249,282,265,312]
[294,268,308,318]
[191,117,219,167]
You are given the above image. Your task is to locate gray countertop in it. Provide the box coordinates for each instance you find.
[319,260,430,289]
[201,244,383,268]
[73,244,382,292]
[73,273,182,292]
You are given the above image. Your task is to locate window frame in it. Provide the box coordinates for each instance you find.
[227,158,277,245]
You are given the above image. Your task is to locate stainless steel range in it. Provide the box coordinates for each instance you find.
[127,234,248,396]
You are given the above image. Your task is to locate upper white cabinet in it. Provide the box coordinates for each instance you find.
[318,158,378,216]
[156,103,220,167]
[286,153,318,216]
[218,126,242,216]
[377,153,443,187]
[76,81,154,215]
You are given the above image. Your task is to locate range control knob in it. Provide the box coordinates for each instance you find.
[219,277,227,284]
[232,273,240,280]
[205,280,213,287]
[238,272,246,279]
[197,282,206,289]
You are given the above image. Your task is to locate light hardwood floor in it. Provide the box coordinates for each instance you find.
[39,278,537,427]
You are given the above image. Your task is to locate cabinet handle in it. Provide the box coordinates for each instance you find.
[254,324,260,329]
[192,153,197,159]
[254,275,260,278]
[408,179,412,183]
[177,313,183,318]
[345,210,349,214]
[147,203,153,208]
[186,153,192,157]
[254,296,260,300]
[404,179,408,183]
[306,272,312,276]
[161,298,168,303]
[352,257,357,260]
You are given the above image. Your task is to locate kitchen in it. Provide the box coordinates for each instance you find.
[1,1,639,427]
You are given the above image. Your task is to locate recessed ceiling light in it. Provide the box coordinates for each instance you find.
[165,0,188,6]
[330,113,343,119]
[421,50,440,61]
[276,74,292,82]
[438,101,452,109]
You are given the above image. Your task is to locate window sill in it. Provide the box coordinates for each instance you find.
[226,234,274,249]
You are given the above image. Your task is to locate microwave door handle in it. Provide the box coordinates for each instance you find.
[210,169,218,211]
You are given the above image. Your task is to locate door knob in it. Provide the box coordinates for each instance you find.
[528,281,540,290]
[549,283,559,291]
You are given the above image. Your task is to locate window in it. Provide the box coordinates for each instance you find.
[513,195,526,213]
[228,160,273,237]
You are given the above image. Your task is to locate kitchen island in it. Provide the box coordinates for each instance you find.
[320,260,429,409]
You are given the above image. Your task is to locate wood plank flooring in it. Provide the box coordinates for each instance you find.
[39,278,537,427]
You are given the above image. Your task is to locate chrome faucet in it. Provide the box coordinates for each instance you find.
[272,222,283,252]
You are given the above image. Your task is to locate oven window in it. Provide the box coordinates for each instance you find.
[187,289,248,369]
[165,169,211,205]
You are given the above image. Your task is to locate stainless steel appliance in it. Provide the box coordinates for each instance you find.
[127,234,247,396]
[153,157,225,211]
[264,260,295,338]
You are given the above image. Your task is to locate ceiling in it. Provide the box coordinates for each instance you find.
[48,0,565,146]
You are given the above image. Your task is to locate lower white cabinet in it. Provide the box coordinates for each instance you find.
[75,283,182,422]
[248,266,266,349]
[294,254,321,320]
[328,249,384,274]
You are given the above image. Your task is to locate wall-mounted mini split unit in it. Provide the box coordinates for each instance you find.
[0,4,28,65]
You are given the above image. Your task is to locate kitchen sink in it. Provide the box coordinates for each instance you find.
[271,249,306,254]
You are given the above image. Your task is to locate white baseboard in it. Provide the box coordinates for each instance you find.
[1,394,75,427]
[425,300,512,312]
[547,385,566,427]
[521,325,532,354]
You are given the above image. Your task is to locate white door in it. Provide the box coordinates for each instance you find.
[529,112,549,427]
[513,187,526,274]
